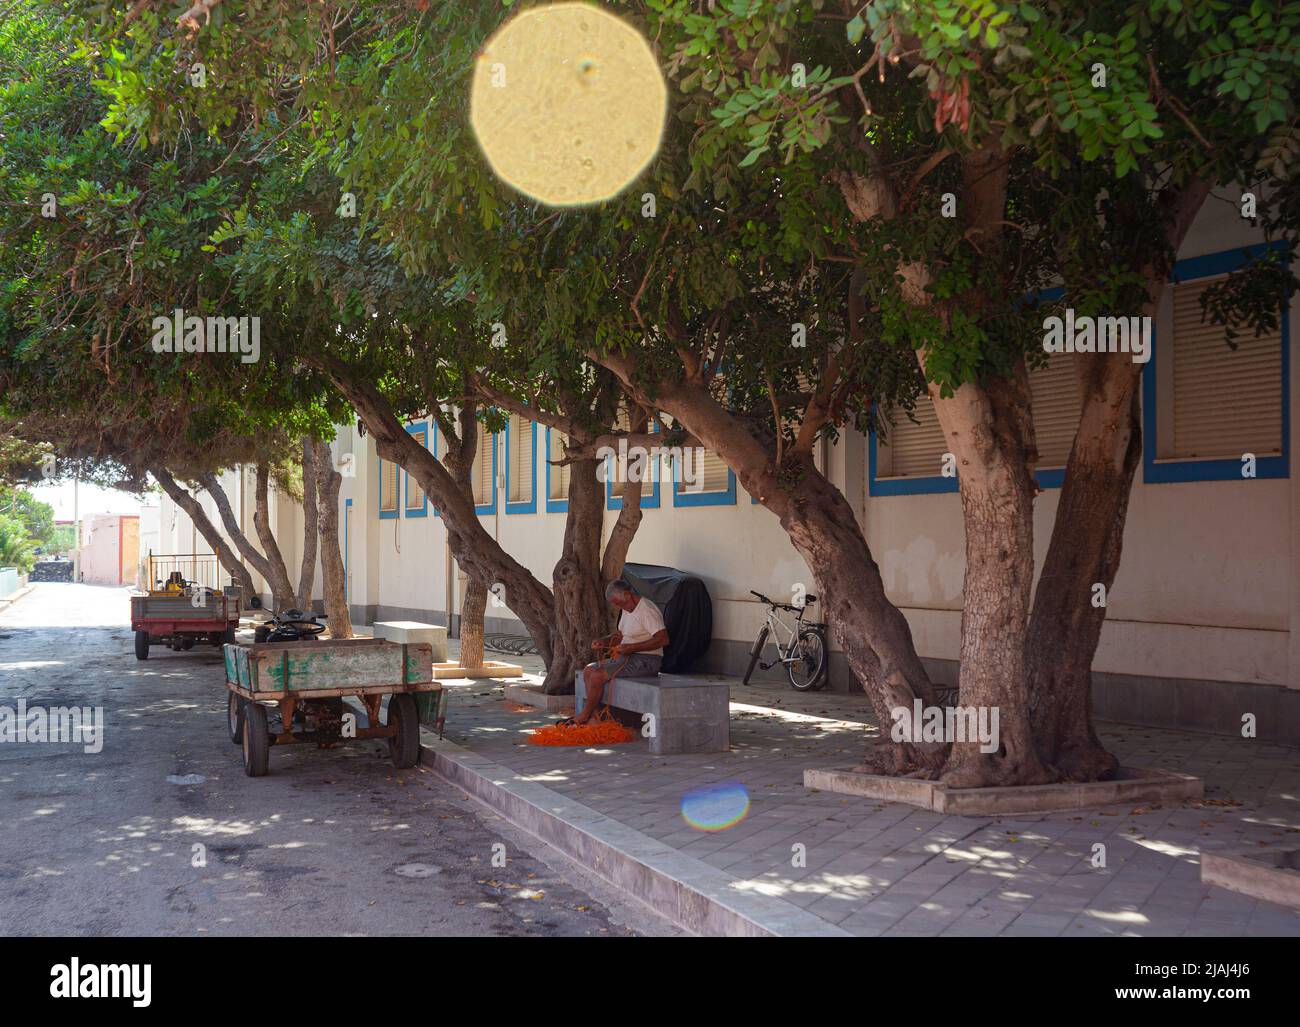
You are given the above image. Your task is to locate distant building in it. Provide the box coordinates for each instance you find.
[80,513,140,586]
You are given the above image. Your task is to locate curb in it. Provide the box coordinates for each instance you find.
[419,731,851,937]
[0,584,36,614]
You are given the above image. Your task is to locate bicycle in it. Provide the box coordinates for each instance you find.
[742,590,829,691]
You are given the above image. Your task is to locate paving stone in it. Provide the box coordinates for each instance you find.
[438,672,1300,937]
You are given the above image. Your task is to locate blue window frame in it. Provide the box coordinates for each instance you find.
[403,422,429,517]
[673,449,736,506]
[545,426,569,514]
[475,432,498,516]
[1143,241,1290,484]
[505,416,537,514]
[606,422,661,511]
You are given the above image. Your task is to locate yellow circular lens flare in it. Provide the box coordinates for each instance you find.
[470,3,667,207]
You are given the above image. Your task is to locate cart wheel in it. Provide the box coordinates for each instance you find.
[134,630,150,661]
[387,694,420,770]
[227,692,245,744]
[223,623,236,646]
[242,702,270,777]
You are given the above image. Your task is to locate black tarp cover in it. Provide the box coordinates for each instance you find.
[621,563,713,673]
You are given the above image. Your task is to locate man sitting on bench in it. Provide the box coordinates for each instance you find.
[572,578,670,725]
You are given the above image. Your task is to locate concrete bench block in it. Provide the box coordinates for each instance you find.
[575,670,729,755]
[373,621,449,662]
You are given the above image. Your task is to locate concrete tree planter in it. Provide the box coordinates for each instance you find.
[1202,847,1300,912]
[803,765,1203,814]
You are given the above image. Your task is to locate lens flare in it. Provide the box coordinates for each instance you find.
[470,3,667,206]
[680,782,750,832]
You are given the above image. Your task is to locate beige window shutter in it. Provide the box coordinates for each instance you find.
[472,431,494,505]
[883,398,947,478]
[381,459,399,511]
[406,431,426,509]
[1029,352,1083,469]
[1171,277,1283,459]
[509,415,533,503]
[696,448,730,492]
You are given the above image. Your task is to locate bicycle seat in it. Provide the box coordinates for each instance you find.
[280,608,309,621]
[804,594,818,604]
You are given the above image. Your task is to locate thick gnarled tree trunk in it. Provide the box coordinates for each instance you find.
[1025,180,1211,781]
[926,371,1056,787]
[544,456,607,693]
[295,439,319,609]
[312,439,352,638]
[250,465,297,612]
[459,577,487,670]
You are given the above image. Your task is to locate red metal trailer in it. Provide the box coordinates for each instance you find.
[131,553,241,660]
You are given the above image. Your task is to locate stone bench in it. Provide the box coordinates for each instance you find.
[373,621,449,662]
[574,670,729,755]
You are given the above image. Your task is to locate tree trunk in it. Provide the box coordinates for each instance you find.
[543,456,608,693]
[1025,179,1210,781]
[459,577,487,669]
[600,470,644,585]
[778,453,948,773]
[249,464,297,612]
[1024,357,1139,780]
[199,469,294,610]
[151,465,256,599]
[312,439,352,638]
[595,362,944,771]
[332,371,556,665]
[295,439,319,608]
[926,371,1057,787]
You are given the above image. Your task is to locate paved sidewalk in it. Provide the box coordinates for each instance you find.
[431,645,1300,936]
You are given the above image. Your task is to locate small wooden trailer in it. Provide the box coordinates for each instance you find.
[223,637,446,777]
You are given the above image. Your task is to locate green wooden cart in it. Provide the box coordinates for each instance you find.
[223,638,447,777]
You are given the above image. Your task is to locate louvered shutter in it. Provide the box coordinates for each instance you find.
[472,432,494,506]
[883,400,947,478]
[695,449,730,492]
[1171,277,1283,459]
[1029,352,1083,468]
[381,459,399,511]
[509,415,533,503]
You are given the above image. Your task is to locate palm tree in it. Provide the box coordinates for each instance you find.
[0,515,37,573]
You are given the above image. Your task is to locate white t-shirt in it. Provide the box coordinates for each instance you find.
[618,597,667,656]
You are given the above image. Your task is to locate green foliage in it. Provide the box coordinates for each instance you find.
[0,513,39,572]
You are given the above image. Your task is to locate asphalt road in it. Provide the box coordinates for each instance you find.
[0,583,677,936]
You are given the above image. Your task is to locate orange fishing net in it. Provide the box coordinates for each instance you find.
[526,642,638,746]
[526,714,637,747]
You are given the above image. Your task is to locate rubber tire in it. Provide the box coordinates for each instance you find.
[134,630,150,660]
[387,693,420,769]
[242,701,270,777]
[788,628,828,692]
[253,624,270,644]
[227,693,245,744]
[223,623,236,646]
[742,626,769,685]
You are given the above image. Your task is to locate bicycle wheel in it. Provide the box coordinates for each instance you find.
[787,628,827,691]
[742,626,769,685]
